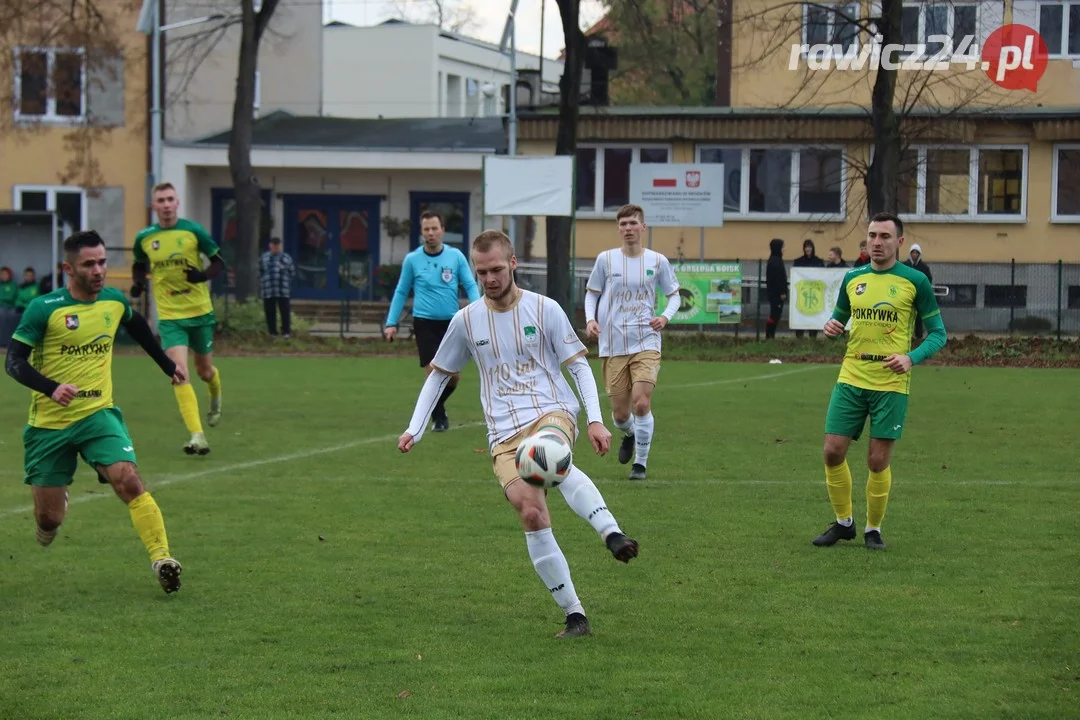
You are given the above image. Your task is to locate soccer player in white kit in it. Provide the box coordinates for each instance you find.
[398,230,640,639]
[585,204,681,481]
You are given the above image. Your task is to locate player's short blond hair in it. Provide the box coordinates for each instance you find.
[472,230,513,259]
[616,204,645,222]
[151,182,176,197]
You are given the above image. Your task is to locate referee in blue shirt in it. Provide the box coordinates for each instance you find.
[384,211,481,431]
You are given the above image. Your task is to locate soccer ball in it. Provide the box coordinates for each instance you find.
[515,432,573,488]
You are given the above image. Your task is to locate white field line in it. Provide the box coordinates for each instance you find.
[0,364,829,519]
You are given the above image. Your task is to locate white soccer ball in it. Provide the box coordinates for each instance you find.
[515,431,573,489]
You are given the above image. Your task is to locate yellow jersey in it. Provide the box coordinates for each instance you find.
[831,262,941,394]
[11,288,133,429]
[133,218,220,320]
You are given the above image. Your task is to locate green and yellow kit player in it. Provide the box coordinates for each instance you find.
[4,231,186,594]
[814,212,947,551]
[132,182,225,455]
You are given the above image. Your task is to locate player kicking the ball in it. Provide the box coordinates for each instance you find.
[584,204,680,481]
[813,212,947,550]
[398,230,639,639]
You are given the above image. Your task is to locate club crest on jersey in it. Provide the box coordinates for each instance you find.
[855,283,867,295]
[888,285,898,298]
[646,269,654,277]
[523,325,538,343]
[103,311,113,327]
[151,240,160,250]
[441,267,453,283]
[65,314,79,330]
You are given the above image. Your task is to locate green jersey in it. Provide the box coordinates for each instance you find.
[133,218,220,321]
[0,280,16,308]
[11,288,133,430]
[831,262,941,395]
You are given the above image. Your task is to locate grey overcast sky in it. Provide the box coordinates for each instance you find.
[323,0,606,58]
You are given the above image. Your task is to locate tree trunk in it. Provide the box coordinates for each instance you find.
[547,0,587,315]
[865,0,902,216]
[227,0,278,302]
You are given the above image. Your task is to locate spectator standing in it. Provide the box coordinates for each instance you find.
[258,237,297,338]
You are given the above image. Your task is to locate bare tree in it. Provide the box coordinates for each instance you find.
[0,1,141,190]
[384,0,479,34]
[227,0,281,303]
[545,0,589,314]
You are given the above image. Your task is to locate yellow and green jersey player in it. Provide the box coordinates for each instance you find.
[813,212,947,551]
[133,182,225,455]
[4,230,187,594]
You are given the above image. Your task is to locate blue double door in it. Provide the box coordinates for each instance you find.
[282,195,381,300]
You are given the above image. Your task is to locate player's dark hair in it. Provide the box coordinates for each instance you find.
[63,230,106,260]
[616,204,645,222]
[420,210,444,228]
[869,211,903,236]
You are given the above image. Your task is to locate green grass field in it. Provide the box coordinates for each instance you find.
[1,356,1077,719]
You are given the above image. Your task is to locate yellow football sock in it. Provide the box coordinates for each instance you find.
[174,383,203,433]
[205,367,221,400]
[825,461,853,521]
[128,492,170,562]
[866,467,893,529]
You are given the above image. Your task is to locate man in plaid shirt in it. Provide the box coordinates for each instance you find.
[258,237,296,337]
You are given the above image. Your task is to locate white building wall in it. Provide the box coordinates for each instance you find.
[322,24,439,118]
[322,22,565,119]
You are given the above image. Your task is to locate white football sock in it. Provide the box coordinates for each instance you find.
[525,528,583,616]
[612,413,634,435]
[558,466,621,539]
[633,411,655,466]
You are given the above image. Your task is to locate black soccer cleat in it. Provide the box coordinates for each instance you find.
[617,433,635,465]
[628,463,647,481]
[605,532,639,563]
[152,558,183,594]
[555,612,591,639]
[812,521,857,547]
[864,530,887,550]
[431,407,449,432]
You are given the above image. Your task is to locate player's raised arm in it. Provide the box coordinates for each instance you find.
[399,311,471,451]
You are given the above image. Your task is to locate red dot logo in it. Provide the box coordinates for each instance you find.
[981,24,1049,92]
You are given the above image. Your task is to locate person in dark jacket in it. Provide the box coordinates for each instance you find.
[765,238,787,340]
[853,239,870,267]
[14,268,40,314]
[793,239,825,337]
[826,247,847,267]
[905,243,933,341]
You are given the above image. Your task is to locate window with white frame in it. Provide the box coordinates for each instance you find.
[13,186,86,232]
[697,146,846,218]
[1038,1,1080,56]
[14,47,86,121]
[803,2,860,52]
[575,145,671,213]
[900,2,980,57]
[1053,144,1080,219]
[892,146,1027,219]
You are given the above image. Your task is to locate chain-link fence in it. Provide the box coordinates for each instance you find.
[515,258,1080,340]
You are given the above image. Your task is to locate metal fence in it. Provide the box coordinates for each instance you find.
[515,259,1080,339]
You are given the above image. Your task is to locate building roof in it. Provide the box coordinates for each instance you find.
[187,111,507,152]
[518,104,1080,120]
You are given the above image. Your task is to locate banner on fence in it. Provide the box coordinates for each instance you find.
[658,262,742,324]
[789,267,849,330]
